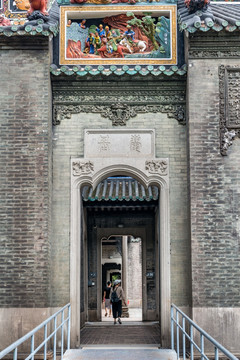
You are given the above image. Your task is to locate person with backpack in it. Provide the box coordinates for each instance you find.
[110,279,126,325]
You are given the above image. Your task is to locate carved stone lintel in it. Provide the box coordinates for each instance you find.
[219,65,240,155]
[73,161,94,176]
[145,160,168,176]
[53,103,186,126]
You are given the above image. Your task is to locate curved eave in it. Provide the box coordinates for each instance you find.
[82,179,159,202]
[178,1,240,33]
[0,0,59,37]
[0,25,59,37]
[50,64,187,77]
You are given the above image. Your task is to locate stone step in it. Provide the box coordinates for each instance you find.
[63,348,177,360]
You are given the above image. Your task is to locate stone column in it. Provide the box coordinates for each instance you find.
[122,236,128,300]
[121,236,129,318]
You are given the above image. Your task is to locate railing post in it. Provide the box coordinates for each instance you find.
[215,346,219,360]
[13,348,17,360]
[61,309,64,360]
[53,316,57,360]
[201,334,204,360]
[31,334,34,360]
[171,306,174,350]
[175,310,179,359]
[182,316,186,360]
[67,305,71,350]
[190,324,194,360]
[44,324,47,360]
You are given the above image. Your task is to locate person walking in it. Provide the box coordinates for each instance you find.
[103,281,112,317]
[110,279,126,325]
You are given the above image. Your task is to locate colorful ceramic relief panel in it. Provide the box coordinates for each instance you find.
[0,0,28,18]
[60,5,177,65]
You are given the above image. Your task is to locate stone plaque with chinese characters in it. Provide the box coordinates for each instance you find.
[226,68,240,129]
[84,129,155,158]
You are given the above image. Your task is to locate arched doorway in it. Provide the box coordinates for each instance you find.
[70,128,170,347]
[71,165,170,347]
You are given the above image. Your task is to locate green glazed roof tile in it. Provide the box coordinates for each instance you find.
[50,64,187,78]
[178,0,240,33]
[82,178,159,202]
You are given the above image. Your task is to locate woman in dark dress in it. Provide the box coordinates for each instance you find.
[103,281,112,317]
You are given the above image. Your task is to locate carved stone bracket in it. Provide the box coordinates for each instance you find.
[219,65,240,155]
[53,103,186,126]
[145,160,168,176]
[72,161,94,176]
[220,128,237,156]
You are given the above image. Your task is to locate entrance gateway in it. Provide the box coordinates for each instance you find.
[70,129,171,347]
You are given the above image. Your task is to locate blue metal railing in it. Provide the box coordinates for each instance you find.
[171,304,239,360]
[0,303,71,360]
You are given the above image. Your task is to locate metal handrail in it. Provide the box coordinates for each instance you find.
[0,303,71,360]
[171,304,239,360]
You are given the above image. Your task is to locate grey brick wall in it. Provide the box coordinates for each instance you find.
[0,37,52,307]
[187,56,240,307]
[51,82,190,307]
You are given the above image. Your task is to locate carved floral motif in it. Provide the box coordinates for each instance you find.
[53,90,185,105]
[102,103,137,126]
[72,161,94,176]
[189,50,240,59]
[219,65,240,155]
[145,160,168,176]
[53,103,186,126]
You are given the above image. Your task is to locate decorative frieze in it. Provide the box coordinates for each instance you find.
[189,50,240,59]
[53,85,186,126]
[54,103,185,127]
[53,82,186,126]
[188,33,240,60]
[145,160,168,176]
[72,161,94,176]
[219,65,240,155]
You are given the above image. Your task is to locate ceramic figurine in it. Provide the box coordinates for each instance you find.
[94,32,102,52]
[0,15,11,26]
[15,0,30,11]
[105,26,111,40]
[79,19,86,28]
[184,0,209,13]
[87,33,95,54]
[96,24,106,38]
[27,0,48,16]
[124,25,135,41]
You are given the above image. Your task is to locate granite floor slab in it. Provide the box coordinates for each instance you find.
[63,349,177,360]
[80,323,161,345]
